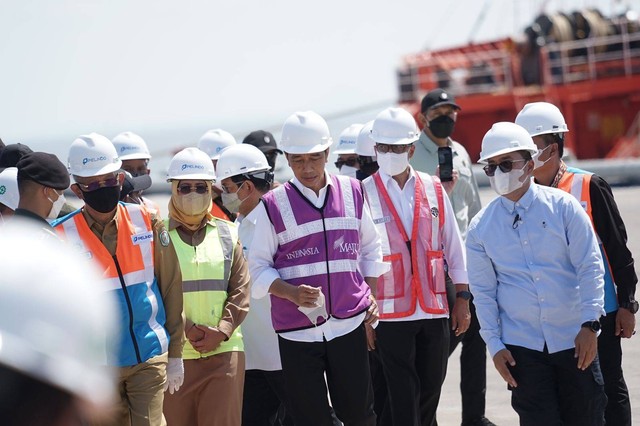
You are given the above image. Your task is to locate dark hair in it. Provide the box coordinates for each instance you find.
[232,175,271,194]
[541,133,564,158]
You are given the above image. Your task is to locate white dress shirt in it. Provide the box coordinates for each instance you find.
[237,207,282,371]
[248,172,388,342]
[375,167,468,322]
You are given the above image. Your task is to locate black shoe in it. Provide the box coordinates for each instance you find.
[461,417,497,426]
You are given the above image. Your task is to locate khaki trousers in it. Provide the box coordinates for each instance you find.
[163,351,245,426]
[93,353,168,426]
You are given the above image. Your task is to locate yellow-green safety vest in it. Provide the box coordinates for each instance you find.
[168,219,244,359]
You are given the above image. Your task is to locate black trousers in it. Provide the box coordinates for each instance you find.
[376,318,449,426]
[242,369,294,426]
[446,278,488,422]
[278,324,376,426]
[598,310,632,426]
[507,344,607,426]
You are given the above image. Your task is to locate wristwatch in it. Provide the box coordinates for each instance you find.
[619,299,639,314]
[581,320,601,333]
[456,291,472,301]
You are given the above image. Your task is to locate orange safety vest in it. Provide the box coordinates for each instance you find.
[557,167,618,313]
[363,171,448,319]
[210,199,232,221]
[54,203,169,366]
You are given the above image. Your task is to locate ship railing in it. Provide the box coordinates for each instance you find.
[542,30,640,85]
[397,47,513,103]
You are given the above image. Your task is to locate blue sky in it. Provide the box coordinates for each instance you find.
[1,0,637,163]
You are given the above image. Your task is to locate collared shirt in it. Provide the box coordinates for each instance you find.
[237,206,282,371]
[466,183,605,357]
[82,207,185,359]
[410,131,482,240]
[248,172,388,342]
[376,167,468,322]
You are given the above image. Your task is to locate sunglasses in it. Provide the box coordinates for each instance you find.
[177,184,209,195]
[76,175,120,192]
[334,158,359,169]
[483,159,528,177]
[375,143,412,154]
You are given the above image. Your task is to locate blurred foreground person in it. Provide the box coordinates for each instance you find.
[0,224,118,426]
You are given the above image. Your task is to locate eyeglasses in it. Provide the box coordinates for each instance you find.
[177,184,209,195]
[375,143,412,154]
[76,175,120,192]
[483,159,528,177]
[334,158,359,169]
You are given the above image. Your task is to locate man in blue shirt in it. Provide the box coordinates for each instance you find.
[466,122,607,426]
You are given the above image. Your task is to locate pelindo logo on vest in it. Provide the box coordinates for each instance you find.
[132,232,153,244]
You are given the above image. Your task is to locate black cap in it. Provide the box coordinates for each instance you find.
[16,152,70,190]
[242,130,283,154]
[121,170,152,200]
[0,143,33,168]
[421,89,461,113]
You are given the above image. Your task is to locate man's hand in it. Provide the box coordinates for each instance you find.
[574,327,598,370]
[616,308,636,338]
[365,323,376,351]
[450,299,471,337]
[436,166,459,194]
[191,326,226,353]
[288,284,321,308]
[186,323,205,343]
[364,295,379,325]
[493,349,517,387]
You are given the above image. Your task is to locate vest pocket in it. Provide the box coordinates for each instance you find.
[379,253,405,299]
[427,251,446,294]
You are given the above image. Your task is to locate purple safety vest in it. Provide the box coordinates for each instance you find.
[261,174,372,333]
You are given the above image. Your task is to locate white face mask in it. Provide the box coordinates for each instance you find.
[339,165,358,179]
[46,190,66,220]
[377,152,410,177]
[220,182,249,214]
[532,145,552,170]
[489,166,529,196]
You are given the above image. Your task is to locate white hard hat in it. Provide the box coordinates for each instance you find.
[68,133,122,177]
[198,129,237,160]
[478,122,538,163]
[0,167,19,211]
[167,147,216,181]
[356,121,376,158]
[280,111,333,154]
[112,131,151,161]
[370,107,419,145]
[333,124,364,155]
[515,102,569,137]
[215,144,271,181]
[0,224,117,410]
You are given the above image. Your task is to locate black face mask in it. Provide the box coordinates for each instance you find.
[81,186,121,213]
[356,162,379,181]
[428,115,456,139]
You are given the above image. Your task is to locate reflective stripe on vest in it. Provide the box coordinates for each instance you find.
[558,168,618,313]
[263,175,371,332]
[55,203,169,366]
[363,171,448,318]
[168,219,243,358]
